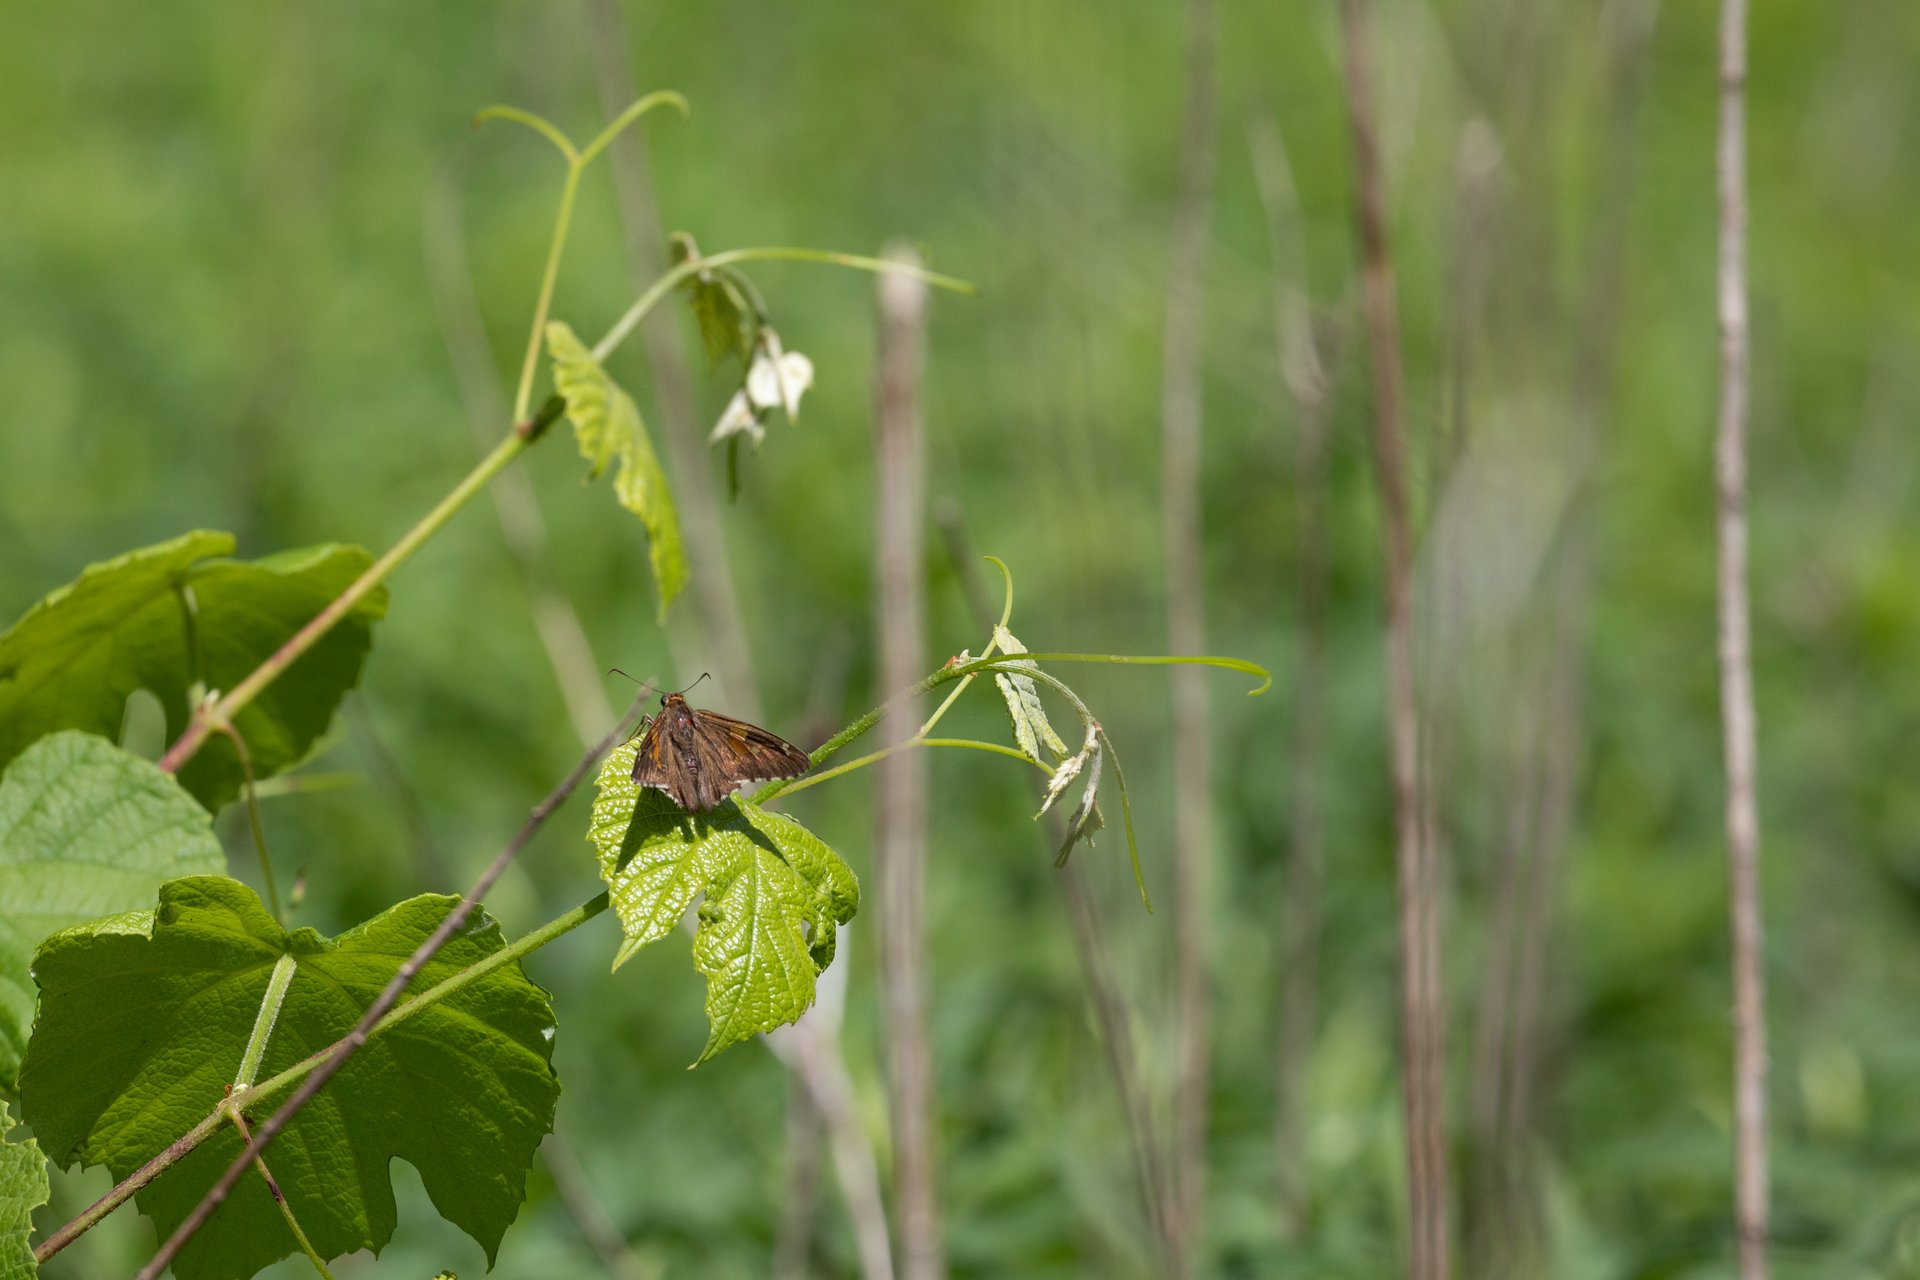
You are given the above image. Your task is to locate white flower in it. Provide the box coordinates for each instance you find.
[746,330,814,420]
[709,388,763,445]
[710,330,815,447]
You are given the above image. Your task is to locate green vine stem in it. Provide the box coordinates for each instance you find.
[32,1107,228,1265]
[475,91,689,421]
[214,721,283,921]
[985,651,1271,695]
[230,1109,335,1280]
[908,552,1017,736]
[754,649,1267,808]
[154,396,564,778]
[593,246,976,364]
[234,956,298,1091]
[777,736,1044,798]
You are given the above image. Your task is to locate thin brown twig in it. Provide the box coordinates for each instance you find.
[1161,0,1219,1268]
[133,699,647,1280]
[154,401,562,778]
[33,1109,227,1265]
[1338,0,1450,1275]
[1714,0,1769,1273]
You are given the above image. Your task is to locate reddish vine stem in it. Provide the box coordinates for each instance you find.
[230,1109,333,1278]
[32,1109,227,1265]
[154,396,563,779]
[134,698,645,1280]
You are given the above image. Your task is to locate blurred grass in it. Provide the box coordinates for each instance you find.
[5,0,1920,1276]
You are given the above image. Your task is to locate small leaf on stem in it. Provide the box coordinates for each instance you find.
[991,626,1070,765]
[546,321,689,620]
[671,233,757,369]
[1040,724,1104,865]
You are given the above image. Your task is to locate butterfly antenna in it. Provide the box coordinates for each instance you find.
[669,672,713,698]
[608,668,664,741]
[608,668,668,697]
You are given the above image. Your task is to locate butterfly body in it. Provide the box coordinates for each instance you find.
[630,691,811,811]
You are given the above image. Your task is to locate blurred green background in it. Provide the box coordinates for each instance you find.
[5,0,1920,1276]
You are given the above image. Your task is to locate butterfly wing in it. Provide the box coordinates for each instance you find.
[631,714,701,811]
[687,708,812,798]
[631,700,810,812]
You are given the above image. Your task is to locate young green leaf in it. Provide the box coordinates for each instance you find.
[588,740,858,1063]
[0,1100,49,1280]
[546,321,688,620]
[1036,726,1094,817]
[687,270,755,370]
[991,626,1070,765]
[18,877,558,1280]
[1049,725,1105,865]
[0,531,386,812]
[670,232,757,369]
[0,731,226,1087]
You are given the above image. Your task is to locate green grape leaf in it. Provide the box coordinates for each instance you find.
[669,232,756,369]
[0,530,386,812]
[588,740,857,1063]
[545,322,688,621]
[991,626,1070,764]
[0,731,227,1088]
[686,271,755,370]
[18,877,557,1280]
[0,1100,49,1280]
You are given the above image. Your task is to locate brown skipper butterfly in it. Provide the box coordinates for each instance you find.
[630,689,811,812]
